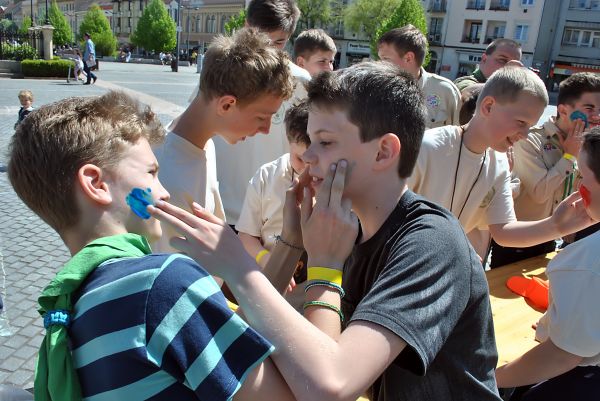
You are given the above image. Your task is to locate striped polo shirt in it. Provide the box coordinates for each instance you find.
[69,253,273,401]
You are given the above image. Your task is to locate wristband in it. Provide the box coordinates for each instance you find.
[274,235,304,251]
[307,267,342,286]
[563,153,576,162]
[255,249,270,264]
[303,301,344,323]
[305,280,345,298]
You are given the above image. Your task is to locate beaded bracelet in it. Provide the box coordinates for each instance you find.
[305,280,345,298]
[255,249,270,264]
[307,267,343,286]
[303,300,344,323]
[274,235,304,251]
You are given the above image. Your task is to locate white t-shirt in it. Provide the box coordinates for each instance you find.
[408,126,516,250]
[152,132,225,253]
[535,230,600,366]
[214,61,311,224]
[236,153,294,250]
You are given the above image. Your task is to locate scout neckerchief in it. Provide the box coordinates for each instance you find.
[34,233,151,401]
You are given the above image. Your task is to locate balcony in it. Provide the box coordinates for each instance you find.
[461,36,481,43]
[489,1,510,10]
[466,1,486,10]
[428,0,447,12]
[428,33,442,45]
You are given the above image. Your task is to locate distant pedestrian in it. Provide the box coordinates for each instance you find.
[73,49,85,82]
[15,90,34,129]
[82,32,97,85]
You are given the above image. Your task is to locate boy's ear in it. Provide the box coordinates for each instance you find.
[478,95,495,117]
[216,95,238,115]
[556,103,569,121]
[77,164,112,206]
[296,56,306,68]
[373,133,401,171]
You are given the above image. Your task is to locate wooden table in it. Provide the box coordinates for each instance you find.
[486,252,555,367]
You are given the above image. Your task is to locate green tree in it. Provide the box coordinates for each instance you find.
[49,1,73,45]
[344,0,401,41]
[296,0,332,31]
[79,4,117,56]
[18,16,31,34]
[131,0,176,53]
[371,0,428,63]
[224,9,246,35]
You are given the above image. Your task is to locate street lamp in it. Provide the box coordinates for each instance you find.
[30,0,34,25]
[45,0,50,24]
[173,2,182,72]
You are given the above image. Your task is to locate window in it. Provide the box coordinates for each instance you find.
[593,32,600,47]
[430,17,443,35]
[514,24,529,41]
[570,0,586,8]
[521,0,534,5]
[563,29,580,45]
[493,25,505,38]
[206,15,216,33]
[196,16,201,32]
[470,23,482,41]
[592,0,600,9]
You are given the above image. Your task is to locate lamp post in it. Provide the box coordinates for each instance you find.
[174,2,182,72]
[44,0,49,24]
[30,0,34,25]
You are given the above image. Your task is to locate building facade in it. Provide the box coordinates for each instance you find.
[422,0,545,80]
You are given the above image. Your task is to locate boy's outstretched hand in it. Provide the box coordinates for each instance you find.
[148,201,257,282]
[301,160,359,270]
[552,190,596,236]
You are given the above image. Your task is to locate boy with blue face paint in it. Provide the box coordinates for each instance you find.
[7,91,296,401]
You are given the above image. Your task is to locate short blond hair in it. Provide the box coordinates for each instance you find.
[477,66,548,108]
[200,28,294,105]
[18,90,33,102]
[8,91,164,233]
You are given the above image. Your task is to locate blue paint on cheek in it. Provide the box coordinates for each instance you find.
[126,187,154,220]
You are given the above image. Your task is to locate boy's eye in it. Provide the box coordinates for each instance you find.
[320,141,332,147]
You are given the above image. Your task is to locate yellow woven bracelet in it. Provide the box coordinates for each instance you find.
[563,153,576,162]
[255,249,270,264]
[307,267,343,286]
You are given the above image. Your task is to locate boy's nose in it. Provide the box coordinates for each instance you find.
[260,119,272,134]
[301,146,316,164]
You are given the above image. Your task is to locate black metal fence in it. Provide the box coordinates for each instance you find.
[0,29,42,60]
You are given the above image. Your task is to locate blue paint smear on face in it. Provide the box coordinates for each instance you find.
[126,187,154,219]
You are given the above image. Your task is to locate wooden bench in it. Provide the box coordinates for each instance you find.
[486,252,554,366]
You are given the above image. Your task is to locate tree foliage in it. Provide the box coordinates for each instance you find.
[18,17,31,34]
[49,1,73,45]
[131,0,176,53]
[344,0,401,41]
[371,0,428,64]
[296,0,332,31]
[224,9,246,35]
[79,4,117,56]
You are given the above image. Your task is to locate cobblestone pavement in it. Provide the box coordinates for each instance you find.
[0,62,197,389]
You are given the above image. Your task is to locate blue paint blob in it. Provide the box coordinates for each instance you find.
[570,110,589,129]
[126,187,154,220]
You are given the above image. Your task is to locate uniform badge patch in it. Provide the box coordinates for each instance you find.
[543,143,555,151]
[426,94,441,109]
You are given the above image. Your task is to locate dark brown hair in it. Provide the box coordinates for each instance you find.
[293,29,336,59]
[557,72,600,110]
[247,0,300,34]
[583,127,600,182]
[377,25,427,66]
[285,100,310,146]
[307,61,426,178]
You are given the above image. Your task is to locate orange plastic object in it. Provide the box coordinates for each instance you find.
[506,276,549,310]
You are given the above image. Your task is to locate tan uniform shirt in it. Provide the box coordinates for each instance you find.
[513,118,579,222]
[419,68,461,129]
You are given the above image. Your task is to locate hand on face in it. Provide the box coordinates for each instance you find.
[551,190,595,237]
[301,160,359,270]
[148,200,256,282]
[559,118,586,157]
[281,169,314,247]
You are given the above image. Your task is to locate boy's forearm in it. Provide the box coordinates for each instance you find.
[262,240,303,294]
[490,219,559,248]
[495,339,583,388]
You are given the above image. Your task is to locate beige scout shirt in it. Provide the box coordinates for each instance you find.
[512,118,579,222]
[419,68,461,129]
[235,153,294,251]
[214,61,311,224]
[408,125,516,240]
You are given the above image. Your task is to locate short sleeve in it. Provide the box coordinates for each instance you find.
[235,172,264,237]
[350,214,472,375]
[484,158,516,227]
[145,255,273,401]
[546,269,600,358]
